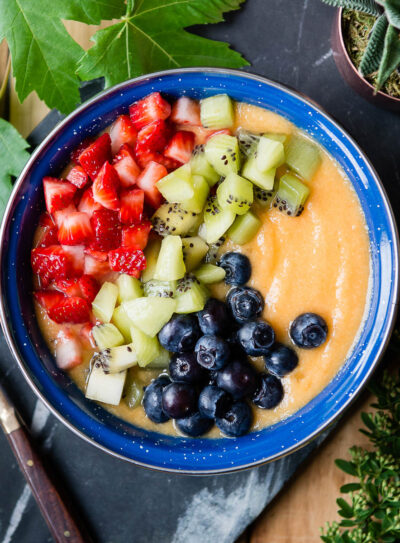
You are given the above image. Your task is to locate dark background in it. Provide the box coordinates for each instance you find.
[0,1,399,542]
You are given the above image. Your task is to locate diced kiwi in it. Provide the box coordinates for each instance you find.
[242,154,275,190]
[180,174,210,214]
[175,275,209,314]
[100,344,138,373]
[254,182,277,208]
[123,369,144,409]
[123,297,176,337]
[86,357,126,405]
[272,173,310,217]
[256,136,285,172]
[237,129,260,157]
[156,164,194,203]
[216,172,253,216]
[193,263,226,284]
[190,146,220,186]
[92,282,118,323]
[154,235,186,281]
[204,135,240,177]
[143,279,176,298]
[142,239,161,282]
[205,236,225,263]
[187,211,204,236]
[227,210,262,244]
[130,326,160,367]
[111,305,133,343]
[200,94,234,129]
[116,274,143,303]
[146,347,171,369]
[182,236,209,271]
[92,323,124,351]
[203,196,236,244]
[285,135,321,180]
[152,203,200,237]
[264,132,288,144]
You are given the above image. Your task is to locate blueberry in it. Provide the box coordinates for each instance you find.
[198,385,232,419]
[237,320,275,356]
[195,335,230,370]
[176,412,213,437]
[290,313,328,349]
[216,359,257,399]
[143,375,171,423]
[264,343,298,377]
[158,314,201,353]
[219,252,251,285]
[215,401,253,437]
[197,298,233,337]
[227,287,264,324]
[169,353,206,384]
[252,373,284,409]
[162,382,197,419]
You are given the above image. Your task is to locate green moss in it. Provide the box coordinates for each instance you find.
[342,9,400,98]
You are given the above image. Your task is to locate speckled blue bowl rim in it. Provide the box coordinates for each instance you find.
[0,68,398,474]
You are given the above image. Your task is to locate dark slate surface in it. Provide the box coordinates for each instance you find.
[1,1,399,542]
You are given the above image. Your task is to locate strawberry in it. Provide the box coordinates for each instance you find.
[70,138,93,164]
[159,155,182,171]
[113,144,141,188]
[61,245,85,276]
[49,296,91,324]
[77,187,103,218]
[84,247,108,262]
[206,128,232,141]
[119,189,144,225]
[39,212,55,228]
[91,208,121,251]
[55,330,83,369]
[31,246,70,286]
[92,162,120,211]
[53,278,82,297]
[176,124,216,146]
[78,133,112,180]
[66,165,89,189]
[78,275,99,302]
[35,214,58,248]
[34,290,65,311]
[108,247,146,276]
[54,204,76,228]
[136,161,167,209]
[43,177,76,214]
[80,323,96,349]
[129,92,171,131]
[135,120,170,155]
[110,115,137,154]
[84,255,111,279]
[122,221,151,250]
[134,148,161,169]
[57,211,94,246]
[170,97,201,125]
[164,131,195,164]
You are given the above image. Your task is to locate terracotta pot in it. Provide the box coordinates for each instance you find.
[331,8,400,112]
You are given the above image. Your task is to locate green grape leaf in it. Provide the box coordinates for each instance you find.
[77,0,249,88]
[0,119,30,219]
[359,14,388,76]
[377,24,400,89]
[385,0,400,30]
[319,0,381,16]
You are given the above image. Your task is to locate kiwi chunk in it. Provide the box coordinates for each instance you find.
[285,135,321,180]
[216,172,253,215]
[111,305,133,342]
[92,323,124,351]
[146,347,171,369]
[156,164,194,203]
[264,132,288,144]
[256,136,285,172]
[242,154,275,190]
[130,325,161,367]
[200,94,234,129]
[190,146,220,186]
[182,236,209,271]
[152,203,199,237]
[123,369,144,408]
[227,210,262,244]
[180,174,210,214]
[205,236,225,263]
[100,344,138,373]
[86,358,126,405]
[123,297,176,337]
[273,173,310,217]
[116,274,143,303]
[237,129,260,157]
[175,275,209,314]
[203,196,236,244]
[143,279,176,298]
[141,239,161,282]
[154,235,186,281]
[193,263,226,284]
[254,182,277,208]
[204,135,240,177]
[92,282,118,323]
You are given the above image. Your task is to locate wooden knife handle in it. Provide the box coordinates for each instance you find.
[6,426,90,543]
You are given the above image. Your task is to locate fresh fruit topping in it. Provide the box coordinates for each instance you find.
[198,385,232,419]
[193,263,226,284]
[135,120,170,156]
[85,359,126,405]
[122,221,151,250]
[130,325,161,367]
[200,94,234,129]
[158,314,201,353]
[169,352,206,384]
[164,131,195,164]
[111,306,132,343]
[161,382,197,419]
[219,252,251,286]
[70,138,93,164]
[156,164,194,203]
[181,236,208,272]
[175,275,209,314]
[242,154,275,190]
[170,97,201,126]
[254,184,277,208]
[143,279,176,298]
[77,187,103,218]
[100,343,137,374]
[109,115,137,154]
[215,400,252,437]
[78,133,112,180]
[136,161,167,209]
[116,274,143,303]
[34,290,65,311]
[285,134,321,180]
[180,174,209,214]
[91,208,121,251]
[57,211,93,246]
[108,247,146,276]
[31,246,70,286]
[190,145,220,186]
[80,323,96,348]
[154,235,186,281]
[113,144,141,188]
[78,275,99,302]
[123,297,176,337]
[237,320,275,356]
[203,196,236,244]
[143,375,171,423]
[152,203,199,237]
[61,245,85,276]
[256,136,285,173]
[92,323,124,350]
[92,281,119,323]
[43,177,77,214]
[176,412,213,437]
[158,154,182,171]
[216,359,257,400]
[264,343,299,377]
[119,189,144,225]
[272,173,310,217]
[48,296,91,324]
[253,373,284,409]
[35,220,58,248]
[84,255,111,279]
[204,134,240,177]
[129,92,171,131]
[290,312,328,349]
[55,331,83,370]
[227,286,264,323]
[176,124,216,146]
[123,371,144,408]
[53,278,81,297]
[216,172,253,215]
[84,247,109,261]
[66,165,89,189]
[237,129,260,157]
[227,211,262,245]
[197,298,233,337]
[195,335,230,370]
[92,161,120,211]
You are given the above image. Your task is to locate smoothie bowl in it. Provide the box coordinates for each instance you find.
[0,69,398,473]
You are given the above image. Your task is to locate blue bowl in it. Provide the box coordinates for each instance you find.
[0,69,398,474]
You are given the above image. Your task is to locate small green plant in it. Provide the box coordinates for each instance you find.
[321,0,400,92]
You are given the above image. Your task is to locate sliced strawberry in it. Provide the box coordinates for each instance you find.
[84,247,108,262]
[49,296,91,324]
[134,148,161,170]
[53,278,82,297]
[78,133,112,180]
[54,204,77,228]
[80,323,96,349]
[92,162,120,211]
[55,330,83,369]
[135,120,170,155]
[43,177,76,214]
[84,255,111,279]
[136,161,167,209]
[77,188,103,218]
[159,155,183,171]
[164,131,195,164]
[31,246,70,286]
[35,215,58,248]
[108,247,146,276]
[91,208,121,251]
[66,165,89,189]
[129,92,171,131]
[119,189,144,225]
[78,275,99,302]
[71,138,93,164]
[176,124,216,146]
[170,97,201,125]
[34,290,65,311]
[110,115,137,154]
[39,212,55,228]
[57,211,93,246]
[122,221,152,250]
[61,245,85,276]
[113,144,141,188]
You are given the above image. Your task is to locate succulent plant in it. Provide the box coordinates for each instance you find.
[321,0,400,90]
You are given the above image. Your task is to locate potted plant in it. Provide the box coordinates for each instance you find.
[323,0,400,111]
